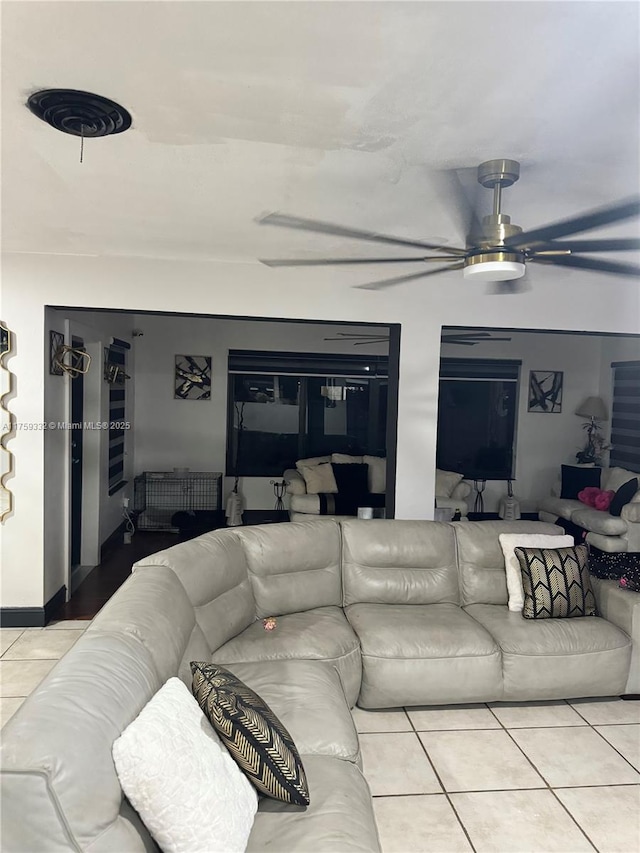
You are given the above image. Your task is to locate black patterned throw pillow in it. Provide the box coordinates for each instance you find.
[190,662,310,806]
[514,544,597,619]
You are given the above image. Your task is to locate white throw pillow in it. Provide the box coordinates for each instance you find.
[298,462,338,494]
[603,467,638,495]
[112,678,257,853]
[435,469,464,498]
[295,455,331,469]
[331,453,364,464]
[364,455,386,494]
[499,534,574,612]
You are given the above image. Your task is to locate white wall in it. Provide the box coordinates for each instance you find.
[132,315,388,510]
[40,309,136,602]
[440,331,630,512]
[1,251,639,609]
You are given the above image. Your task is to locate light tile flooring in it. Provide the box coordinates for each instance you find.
[354,702,640,853]
[2,624,640,852]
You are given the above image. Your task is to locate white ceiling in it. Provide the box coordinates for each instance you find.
[2,1,639,270]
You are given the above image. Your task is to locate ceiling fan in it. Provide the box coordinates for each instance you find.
[323,331,512,346]
[257,159,640,291]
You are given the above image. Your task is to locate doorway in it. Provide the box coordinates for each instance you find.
[70,335,84,570]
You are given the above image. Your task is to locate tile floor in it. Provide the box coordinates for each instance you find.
[2,623,639,852]
[354,702,640,853]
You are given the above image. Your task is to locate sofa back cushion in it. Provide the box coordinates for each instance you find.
[341,520,459,606]
[0,630,161,852]
[135,531,256,654]
[236,521,343,618]
[453,520,564,606]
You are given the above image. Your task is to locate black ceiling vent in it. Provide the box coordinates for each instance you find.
[26,89,131,137]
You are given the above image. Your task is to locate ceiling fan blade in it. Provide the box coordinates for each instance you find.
[504,197,640,250]
[259,256,447,267]
[354,262,465,290]
[257,212,467,254]
[531,238,640,254]
[430,168,486,243]
[531,255,640,277]
[486,273,532,296]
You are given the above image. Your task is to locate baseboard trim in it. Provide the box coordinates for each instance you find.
[0,585,67,628]
[100,520,126,561]
[620,694,640,700]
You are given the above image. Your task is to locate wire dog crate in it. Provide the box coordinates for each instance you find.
[134,471,222,531]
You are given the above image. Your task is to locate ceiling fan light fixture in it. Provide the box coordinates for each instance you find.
[463,251,526,282]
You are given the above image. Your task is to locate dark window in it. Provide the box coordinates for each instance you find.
[437,358,520,480]
[226,351,388,477]
[610,361,640,473]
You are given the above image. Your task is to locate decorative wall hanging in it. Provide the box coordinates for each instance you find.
[175,355,212,400]
[53,344,92,378]
[49,330,65,375]
[528,370,563,413]
[1,321,15,522]
[103,347,130,384]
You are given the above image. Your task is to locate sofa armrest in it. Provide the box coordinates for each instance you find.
[621,502,640,524]
[284,469,307,495]
[451,481,471,500]
[591,577,640,693]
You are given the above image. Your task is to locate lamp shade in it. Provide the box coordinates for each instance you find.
[575,396,608,421]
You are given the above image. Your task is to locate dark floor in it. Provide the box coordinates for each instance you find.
[50,510,291,622]
[51,532,180,621]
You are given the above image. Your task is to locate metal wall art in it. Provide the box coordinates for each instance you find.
[528,370,563,413]
[1,321,15,521]
[175,355,211,400]
[103,347,130,384]
[53,345,91,378]
[49,330,65,375]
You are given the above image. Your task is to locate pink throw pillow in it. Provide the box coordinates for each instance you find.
[578,486,600,507]
[593,489,615,511]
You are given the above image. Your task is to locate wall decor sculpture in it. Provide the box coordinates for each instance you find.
[1,321,15,521]
[528,370,563,413]
[175,355,212,400]
[49,330,65,375]
[53,344,91,378]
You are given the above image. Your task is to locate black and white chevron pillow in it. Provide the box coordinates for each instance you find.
[514,544,597,619]
[190,662,310,806]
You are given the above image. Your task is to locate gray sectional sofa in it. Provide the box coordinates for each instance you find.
[2,519,639,852]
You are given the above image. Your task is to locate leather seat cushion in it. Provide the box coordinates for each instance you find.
[465,603,632,700]
[213,606,362,707]
[538,497,584,521]
[225,660,361,765]
[571,507,628,535]
[247,755,380,853]
[345,603,502,707]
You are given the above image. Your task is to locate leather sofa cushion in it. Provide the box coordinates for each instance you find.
[213,606,362,707]
[465,603,631,700]
[346,603,502,707]
[236,521,342,617]
[571,507,628,535]
[538,496,585,521]
[453,520,564,606]
[346,602,498,659]
[247,755,380,853]
[0,631,162,852]
[226,660,360,765]
[90,566,197,684]
[342,520,459,606]
[134,530,256,653]
[290,493,322,514]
